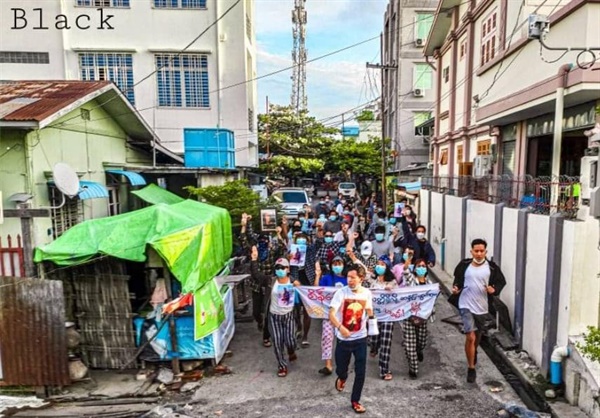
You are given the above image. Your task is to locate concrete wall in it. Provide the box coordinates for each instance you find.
[522,214,550,366]
[465,199,496,259]
[445,195,464,274]
[500,207,519,325]
[429,192,444,266]
[419,189,430,236]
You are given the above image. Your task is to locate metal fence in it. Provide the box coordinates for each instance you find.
[421,175,581,218]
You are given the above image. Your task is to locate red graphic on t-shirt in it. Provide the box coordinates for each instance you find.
[342,299,366,332]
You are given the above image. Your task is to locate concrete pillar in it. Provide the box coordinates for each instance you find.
[426,190,432,242]
[460,196,468,260]
[541,213,565,375]
[493,203,505,266]
[514,208,530,345]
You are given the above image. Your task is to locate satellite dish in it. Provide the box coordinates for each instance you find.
[53,163,80,198]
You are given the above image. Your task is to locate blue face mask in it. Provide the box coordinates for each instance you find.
[375,265,386,276]
[296,238,307,246]
[332,265,343,275]
[275,269,287,278]
[402,253,411,261]
[329,215,337,222]
[415,266,428,277]
[299,217,305,221]
[339,247,346,254]
[324,237,334,244]
[375,233,384,242]
[389,218,397,225]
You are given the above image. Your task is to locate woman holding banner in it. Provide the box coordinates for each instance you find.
[368,256,398,381]
[401,259,434,379]
[314,256,348,376]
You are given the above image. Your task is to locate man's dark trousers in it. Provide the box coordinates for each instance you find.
[335,337,367,403]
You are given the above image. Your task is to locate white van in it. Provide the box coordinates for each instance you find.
[338,182,357,198]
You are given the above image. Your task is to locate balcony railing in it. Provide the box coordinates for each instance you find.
[421,175,581,218]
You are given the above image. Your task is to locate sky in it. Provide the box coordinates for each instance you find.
[255,0,388,127]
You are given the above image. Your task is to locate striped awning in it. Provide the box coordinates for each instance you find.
[105,169,146,186]
[78,181,109,200]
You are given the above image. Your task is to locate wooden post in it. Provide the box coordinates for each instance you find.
[2,205,50,278]
[162,263,181,375]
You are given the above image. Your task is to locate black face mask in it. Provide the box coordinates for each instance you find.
[293,226,301,232]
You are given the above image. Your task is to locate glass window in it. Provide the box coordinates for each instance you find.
[154,0,206,8]
[155,53,209,108]
[415,13,434,41]
[413,63,432,90]
[79,52,135,104]
[77,0,130,7]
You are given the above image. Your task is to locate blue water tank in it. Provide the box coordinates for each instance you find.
[342,126,360,137]
[183,128,236,169]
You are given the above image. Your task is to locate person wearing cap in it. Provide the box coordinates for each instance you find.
[250,248,299,377]
[347,239,378,281]
[367,256,398,381]
[314,256,348,376]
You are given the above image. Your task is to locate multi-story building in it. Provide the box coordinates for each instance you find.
[381,0,439,179]
[0,0,258,168]
[423,0,598,181]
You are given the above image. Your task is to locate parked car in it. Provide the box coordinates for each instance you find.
[338,182,357,199]
[271,188,310,219]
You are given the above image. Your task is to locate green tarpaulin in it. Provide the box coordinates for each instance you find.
[34,199,232,339]
[132,183,185,205]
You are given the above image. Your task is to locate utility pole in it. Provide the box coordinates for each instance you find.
[367,54,396,211]
[266,96,270,177]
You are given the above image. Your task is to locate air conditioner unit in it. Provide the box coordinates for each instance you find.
[413,89,424,97]
[580,155,599,201]
[426,162,434,170]
[415,38,424,47]
[473,155,492,177]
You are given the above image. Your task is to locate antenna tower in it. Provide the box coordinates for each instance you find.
[291,0,307,114]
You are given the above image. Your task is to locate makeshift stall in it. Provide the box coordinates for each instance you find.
[34,196,234,369]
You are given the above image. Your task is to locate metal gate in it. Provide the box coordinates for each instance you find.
[0,277,70,386]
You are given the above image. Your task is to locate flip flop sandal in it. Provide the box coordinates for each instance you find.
[318,367,333,375]
[351,402,366,414]
[301,340,310,347]
[335,377,346,392]
[382,373,393,381]
[289,352,298,362]
[277,367,288,377]
[370,351,378,358]
[263,339,272,347]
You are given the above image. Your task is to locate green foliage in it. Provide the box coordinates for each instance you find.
[356,109,375,122]
[185,180,266,227]
[327,137,386,178]
[577,326,600,363]
[258,104,338,177]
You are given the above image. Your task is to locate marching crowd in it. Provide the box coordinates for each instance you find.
[239,192,506,415]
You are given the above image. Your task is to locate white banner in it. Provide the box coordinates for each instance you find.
[295,284,440,322]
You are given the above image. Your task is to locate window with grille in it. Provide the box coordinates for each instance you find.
[248,108,254,132]
[155,54,209,108]
[477,139,491,155]
[49,187,83,239]
[413,63,432,90]
[457,145,464,163]
[442,66,450,83]
[79,52,135,104]
[107,187,121,216]
[480,10,497,66]
[153,0,206,9]
[440,149,449,165]
[414,13,434,42]
[0,51,49,64]
[246,14,252,40]
[77,0,130,7]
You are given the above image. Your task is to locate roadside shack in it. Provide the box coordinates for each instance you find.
[34,188,236,377]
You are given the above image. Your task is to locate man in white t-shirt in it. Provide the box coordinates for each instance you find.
[450,238,506,384]
[329,267,373,414]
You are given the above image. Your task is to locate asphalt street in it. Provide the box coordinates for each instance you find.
[189,295,525,418]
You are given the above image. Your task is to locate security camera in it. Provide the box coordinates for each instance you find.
[528,14,550,40]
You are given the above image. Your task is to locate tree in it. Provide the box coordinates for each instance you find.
[258,104,339,178]
[326,137,387,179]
[185,180,270,228]
[356,109,375,122]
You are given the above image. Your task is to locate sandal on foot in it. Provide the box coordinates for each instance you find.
[318,367,333,375]
[301,340,310,347]
[370,351,378,358]
[288,351,298,362]
[277,367,288,377]
[335,377,346,392]
[351,402,366,414]
[382,373,393,381]
[263,339,272,347]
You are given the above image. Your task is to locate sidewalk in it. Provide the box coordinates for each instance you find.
[428,264,590,418]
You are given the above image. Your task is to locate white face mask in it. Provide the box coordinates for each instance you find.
[416,232,426,240]
[361,250,372,258]
[473,257,486,265]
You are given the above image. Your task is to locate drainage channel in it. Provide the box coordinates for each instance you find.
[480,338,552,415]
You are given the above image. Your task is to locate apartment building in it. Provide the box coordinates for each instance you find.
[381,0,439,178]
[424,0,598,180]
[0,0,258,168]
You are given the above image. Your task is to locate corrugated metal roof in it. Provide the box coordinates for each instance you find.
[105,169,147,186]
[78,181,109,200]
[0,80,110,122]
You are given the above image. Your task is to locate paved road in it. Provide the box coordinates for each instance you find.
[190,295,524,417]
